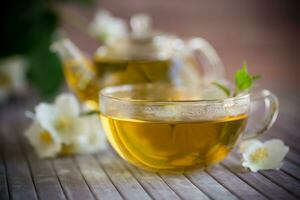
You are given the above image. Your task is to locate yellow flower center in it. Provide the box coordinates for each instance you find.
[39,131,53,144]
[60,144,74,155]
[250,147,268,163]
[55,116,71,132]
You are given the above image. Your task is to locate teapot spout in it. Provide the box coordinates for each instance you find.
[51,38,100,109]
[51,38,85,62]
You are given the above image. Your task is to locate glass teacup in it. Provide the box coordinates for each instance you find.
[99,83,278,172]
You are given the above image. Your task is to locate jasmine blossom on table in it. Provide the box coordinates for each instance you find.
[239,139,289,172]
[25,93,106,158]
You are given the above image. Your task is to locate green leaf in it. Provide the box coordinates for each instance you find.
[0,0,94,97]
[252,75,262,81]
[212,62,261,97]
[212,81,231,97]
[235,63,251,92]
[234,63,260,93]
[27,35,63,98]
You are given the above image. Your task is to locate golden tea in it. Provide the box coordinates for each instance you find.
[53,38,225,110]
[63,59,100,109]
[63,59,172,109]
[101,114,248,172]
[99,83,279,172]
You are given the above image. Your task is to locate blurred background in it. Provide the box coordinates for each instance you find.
[63,0,300,89]
[1,0,300,113]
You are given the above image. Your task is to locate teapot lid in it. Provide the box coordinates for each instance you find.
[95,15,179,60]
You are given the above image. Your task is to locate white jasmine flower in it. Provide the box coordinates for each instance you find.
[35,94,87,144]
[25,93,107,158]
[25,122,61,158]
[239,139,289,172]
[73,115,107,154]
[239,139,261,153]
[89,9,128,42]
[0,56,27,103]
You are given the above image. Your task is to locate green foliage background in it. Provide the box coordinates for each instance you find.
[0,0,93,97]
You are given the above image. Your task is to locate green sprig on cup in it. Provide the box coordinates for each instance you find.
[212,63,261,97]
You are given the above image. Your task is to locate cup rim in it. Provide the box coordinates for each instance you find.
[99,83,250,105]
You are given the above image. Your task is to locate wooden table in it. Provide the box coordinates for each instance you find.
[0,93,300,200]
[1,0,300,199]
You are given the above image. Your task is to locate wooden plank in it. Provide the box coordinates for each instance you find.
[96,151,151,200]
[281,161,300,180]
[207,164,267,200]
[286,150,300,166]
[1,124,38,200]
[159,173,210,200]
[276,126,300,143]
[21,135,67,200]
[260,169,300,197]
[263,129,300,170]
[53,157,95,200]
[231,142,300,193]
[0,130,9,200]
[124,162,181,200]
[264,129,300,153]
[185,169,238,200]
[74,154,123,200]
[276,114,300,139]
[223,155,298,200]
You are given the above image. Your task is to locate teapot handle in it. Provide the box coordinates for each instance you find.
[187,38,225,81]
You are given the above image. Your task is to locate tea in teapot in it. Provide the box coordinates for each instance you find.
[52,15,224,109]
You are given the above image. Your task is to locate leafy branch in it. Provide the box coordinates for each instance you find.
[0,0,94,98]
[213,63,261,97]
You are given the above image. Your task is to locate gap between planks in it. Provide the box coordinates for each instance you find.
[230,152,300,196]
[1,123,39,200]
[0,123,10,200]
[222,153,299,200]
[95,151,152,200]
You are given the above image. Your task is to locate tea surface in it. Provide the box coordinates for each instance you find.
[101,114,248,172]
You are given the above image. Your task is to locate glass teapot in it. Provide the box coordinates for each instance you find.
[52,15,225,109]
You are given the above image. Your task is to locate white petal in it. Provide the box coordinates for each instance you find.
[24,122,61,158]
[73,132,103,154]
[25,122,43,141]
[73,115,106,154]
[241,142,265,172]
[263,139,289,169]
[57,116,89,144]
[0,56,27,93]
[5,56,27,92]
[241,139,289,172]
[242,141,263,161]
[55,93,80,117]
[239,139,262,154]
[35,103,59,138]
[37,142,61,158]
[73,139,93,154]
